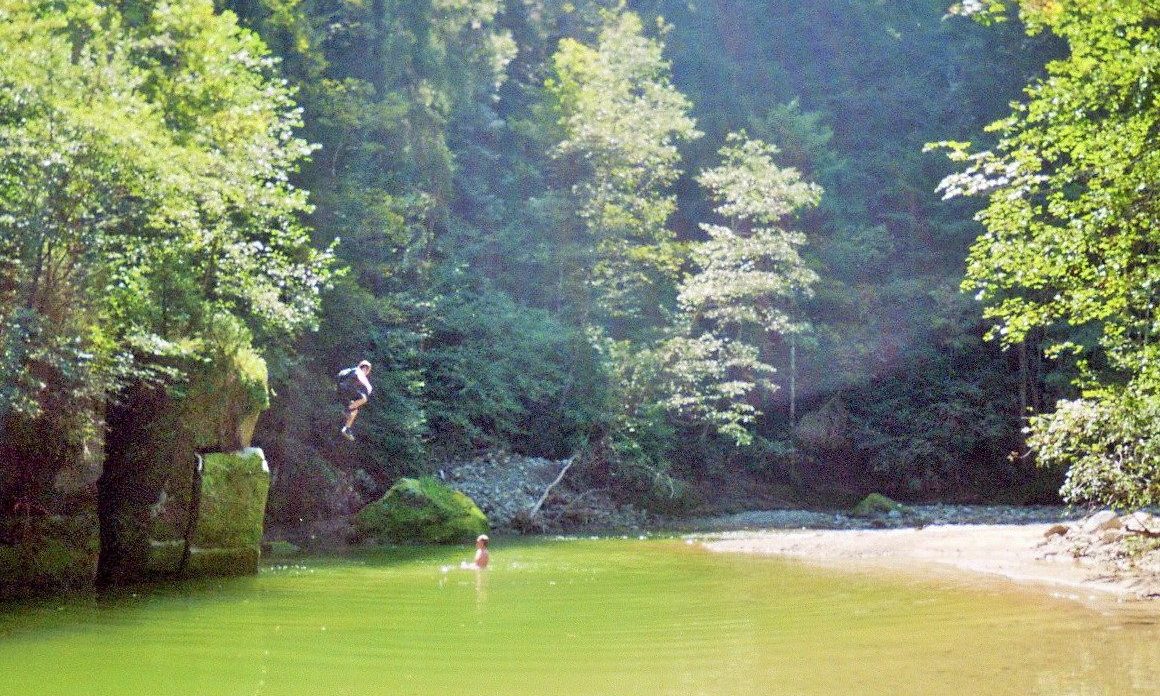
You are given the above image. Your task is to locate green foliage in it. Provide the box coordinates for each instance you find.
[940,0,1160,507]
[0,0,333,420]
[604,329,773,460]
[232,0,1063,510]
[1028,387,1160,510]
[34,0,1070,520]
[546,9,700,324]
[421,287,604,456]
[681,133,821,336]
[172,313,270,450]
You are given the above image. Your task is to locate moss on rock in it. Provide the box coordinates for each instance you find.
[0,514,99,596]
[185,546,262,577]
[355,477,488,544]
[146,540,185,574]
[142,449,270,578]
[852,492,906,517]
[180,329,270,452]
[194,448,270,551]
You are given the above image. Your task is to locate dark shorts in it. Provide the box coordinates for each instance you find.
[339,384,367,404]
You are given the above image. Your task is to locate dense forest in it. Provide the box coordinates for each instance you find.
[2,0,1157,537]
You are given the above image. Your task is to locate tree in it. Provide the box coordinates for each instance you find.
[936,0,1160,507]
[0,0,333,512]
[545,9,700,327]
[680,133,822,425]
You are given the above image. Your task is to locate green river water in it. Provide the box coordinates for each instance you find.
[1,537,1157,695]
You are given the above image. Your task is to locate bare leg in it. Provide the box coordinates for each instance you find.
[344,395,367,429]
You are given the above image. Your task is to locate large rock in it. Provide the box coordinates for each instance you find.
[1,408,103,597]
[851,493,906,517]
[101,318,273,586]
[147,448,271,577]
[355,477,488,544]
[194,449,270,550]
[1080,510,1121,534]
[1122,511,1159,534]
[0,515,99,596]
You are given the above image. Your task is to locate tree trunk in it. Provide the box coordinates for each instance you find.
[789,333,797,427]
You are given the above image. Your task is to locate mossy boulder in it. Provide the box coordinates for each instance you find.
[851,493,906,517]
[355,477,488,544]
[146,540,185,574]
[194,448,270,552]
[143,448,270,577]
[99,316,272,587]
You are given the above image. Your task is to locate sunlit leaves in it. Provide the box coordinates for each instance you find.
[940,0,1160,506]
[680,132,820,342]
[546,9,700,320]
[0,0,335,417]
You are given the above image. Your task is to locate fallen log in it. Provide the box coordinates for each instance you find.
[527,454,576,521]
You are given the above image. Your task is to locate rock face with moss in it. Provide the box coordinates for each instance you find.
[1,317,275,596]
[145,448,272,577]
[0,515,100,596]
[171,448,269,576]
[99,316,274,587]
[0,399,104,597]
[355,477,488,544]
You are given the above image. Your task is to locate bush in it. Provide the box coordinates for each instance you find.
[1028,390,1160,510]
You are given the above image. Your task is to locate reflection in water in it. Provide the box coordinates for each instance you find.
[438,561,488,609]
[474,566,487,610]
[1034,619,1160,696]
[0,539,1156,696]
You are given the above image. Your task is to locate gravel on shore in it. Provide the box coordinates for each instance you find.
[677,504,1090,532]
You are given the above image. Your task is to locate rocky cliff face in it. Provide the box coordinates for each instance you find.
[1,323,275,597]
[99,336,272,587]
[0,405,103,597]
[148,449,271,577]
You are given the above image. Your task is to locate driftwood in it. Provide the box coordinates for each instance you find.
[527,454,575,521]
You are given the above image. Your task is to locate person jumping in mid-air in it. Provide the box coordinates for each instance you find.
[337,359,373,440]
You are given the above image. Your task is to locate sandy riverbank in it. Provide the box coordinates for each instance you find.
[699,523,1160,611]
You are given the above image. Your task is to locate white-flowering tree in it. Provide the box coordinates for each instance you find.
[679,133,822,424]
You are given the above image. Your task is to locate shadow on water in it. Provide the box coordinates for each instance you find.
[0,539,476,638]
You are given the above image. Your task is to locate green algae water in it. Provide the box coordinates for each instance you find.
[1,538,1157,695]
